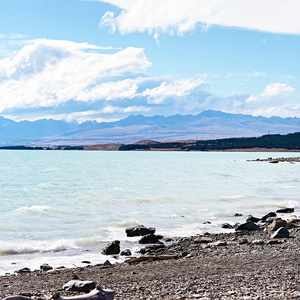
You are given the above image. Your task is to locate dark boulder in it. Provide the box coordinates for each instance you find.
[235,222,260,231]
[102,240,120,255]
[276,208,294,213]
[139,234,163,244]
[40,263,53,271]
[261,212,277,221]
[63,280,96,293]
[221,223,234,229]
[120,249,132,256]
[271,227,290,238]
[103,260,112,267]
[15,267,31,274]
[126,225,156,237]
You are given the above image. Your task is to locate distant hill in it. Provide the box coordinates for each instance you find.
[1,110,300,146]
[119,132,300,151]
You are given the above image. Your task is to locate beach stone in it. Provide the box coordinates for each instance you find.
[261,212,277,221]
[269,160,279,163]
[234,213,243,217]
[207,241,227,247]
[286,220,298,229]
[120,249,132,256]
[271,227,289,238]
[252,240,265,245]
[15,267,31,274]
[246,215,260,223]
[40,263,53,271]
[194,237,213,243]
[239,239,248,245]
[235,222,260,231]
[267,240,283,245]
[102,240,120,255]
[103,260,112,267]
[63,280,96,293]
[276,207,294,213]
[265,218,287,231]
[126,225,156,237]
[221,223,234,229]
[139,234,163,244]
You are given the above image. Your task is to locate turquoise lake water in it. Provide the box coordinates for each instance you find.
[0,150,299,274]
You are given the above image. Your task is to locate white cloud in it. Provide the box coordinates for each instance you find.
[99,0,300,36]
[0,34,6,39]
[246,95,259,102]
[245,71,267,77]
[246,82,295,103]
[10,33,28,39]
[142,78,205,104]
[260,82,296,97]
[0,39,151,112]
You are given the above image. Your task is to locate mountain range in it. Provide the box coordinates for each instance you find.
[1,110,300,146]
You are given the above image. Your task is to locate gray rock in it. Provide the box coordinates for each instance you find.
[261,212,277,221]
[40,263,53,271]
[120,249,132,256]
[271,227,290,238]
[15,267,31,274]
[102,240,120,255]
[221,223,234,229]
[126,225,156,237]
[103,260,112,267]
[139,234,163,244]
[63,280,96,293]
[235,222,260,231]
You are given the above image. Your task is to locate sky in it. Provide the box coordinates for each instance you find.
[0,0,300,123]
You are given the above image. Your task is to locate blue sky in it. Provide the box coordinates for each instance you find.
[0,0,299,122]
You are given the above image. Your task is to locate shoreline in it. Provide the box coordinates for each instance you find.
[1,144,300,152]
[2,214,300,299]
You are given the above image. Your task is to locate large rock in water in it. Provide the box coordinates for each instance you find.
[276,208,294,213]
[102,240,120,255]
[63,280,96,293]
[271,227,289,238]
[126,225,156,237]
[235,222,260,231]
[261,212,277,221]
[139,234,163,244]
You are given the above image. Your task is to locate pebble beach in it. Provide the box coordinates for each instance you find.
[2,211,300,300]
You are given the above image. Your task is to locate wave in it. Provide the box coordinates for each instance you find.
[115,218,139,227]
[253,200,300,209]
[15,205,51,213]
[0,239,79,256]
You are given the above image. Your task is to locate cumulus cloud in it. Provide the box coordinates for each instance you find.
[260,82,296,97]
[246,82,296,103]
[99,0,300,36]
[142,78,205,104]
[0,39,151,112]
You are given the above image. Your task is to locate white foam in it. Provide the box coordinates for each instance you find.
[0,239,79,255]
[116,218,139,227]
[15,205,51,212]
